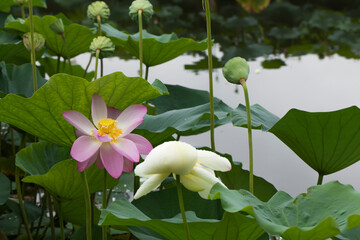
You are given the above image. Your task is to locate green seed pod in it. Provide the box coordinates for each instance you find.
[222,57,250,84]
[129,0,154,22]
[23,32,45,52]
[14,0,28,5]
[87,1,110,23]
[50,18,65,35]
[89,36,115,58]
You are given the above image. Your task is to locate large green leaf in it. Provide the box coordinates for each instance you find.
[0,42,44,65]
[6,15,95,58]
[0,62,46,97]
[100,186,264,240]
[0,0,46,13]
[231,104,280,131]
[335,227,360,240]
[0,72,166,146]
[269,106,360,175]
[210,181,360,240]
[102,24,208,67]
[0,172,10,205]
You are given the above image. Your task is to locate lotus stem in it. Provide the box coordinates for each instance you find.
[34,191,45,239]
[28,0,37,93]
[138,9,143,78]
[240,79,254,194]
[145,65,149,81]
[204,0,215,152]
[97,15,102,36]
[176,175,191,240]
[100,58,104,77]
[102,170,108,240]
[317,173,324,185]
[56,55,61,73]
[46,193,56,240]
[83,54,93,78]
[20,5,25,19]
[94,49,100,80]
[81,171,92,240]
[55,199,65,240]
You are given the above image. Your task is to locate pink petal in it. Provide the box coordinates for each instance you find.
[77,151,99,172]
[70,136,101,162]
[97,157,104,169]
[100,143,124,178]
[116,105,147,134]
[121,118,144,136]
[107,107,121,119]
[91,94,107,126]
[94,129,112,142]
[124,134,153,154]
[75,129,85,137]
[123,158,133,172]
[111,138,139,163]
[63,111,95,135]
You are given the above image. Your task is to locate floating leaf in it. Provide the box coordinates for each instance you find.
[6,15,95,58]
[102,24,208,67]
[0,72,166,146]
[268,27,304,40]
[269,106,360,175]
[184,56,222,73]
[0,172,10,205]
[261,59,286,69]
[231,104,280,131]
[222,44,273,62]
[0,62,46,97]
[211,181,360,240]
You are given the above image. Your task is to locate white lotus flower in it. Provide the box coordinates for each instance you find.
[134,141,231,199]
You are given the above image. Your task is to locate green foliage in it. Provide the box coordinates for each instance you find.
[0,0,46,13]
[269,106,360,175]
[261,59,286,69]
[211,181,360,240]
[0,172,10,205]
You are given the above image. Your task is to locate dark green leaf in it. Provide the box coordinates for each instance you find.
[261,59,286,69]
[0,42,44,65]
[6,198,41,223]
[0,0,46,13]
[0,172,10,205]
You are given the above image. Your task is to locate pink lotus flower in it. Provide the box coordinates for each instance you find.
[63,94,153,178]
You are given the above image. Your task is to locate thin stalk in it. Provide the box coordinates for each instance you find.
[138,10,143,78]
[81,171,92,240]
[28,0,37,92]
[204,0,215,152]
[145,65,149,81]
[240,79,254,194]
[56,55,61,73]
[34,192,46,239]
[106,188,113,206]
[97,15,102,36]
[102,170,108,240]
[55,199,65,240]
[83,54,93,78]
[100,58,104,77]
[46,193,55,240]
[94,49,100,80]
[62,35,72,75]
[175,175,191,240]
[317,173,324,185]
[15,167,33,240]
[20,5,25,19]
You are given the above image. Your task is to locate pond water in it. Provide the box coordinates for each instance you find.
[76,51,360,196]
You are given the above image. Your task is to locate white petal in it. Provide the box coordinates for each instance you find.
[196,150,231,171]
[134,141,197,177]
[133,173,169,199]
[91,94,107,126]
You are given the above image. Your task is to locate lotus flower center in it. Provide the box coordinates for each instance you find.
[97,118,122,140]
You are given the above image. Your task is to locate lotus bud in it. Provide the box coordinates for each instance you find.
[23,32,45,52]
[129,0,154,22]
[14,0,28,5]
[222,57,250,84]
[89,36,115,58]
[87,1,110,23]
[50,18,65,35]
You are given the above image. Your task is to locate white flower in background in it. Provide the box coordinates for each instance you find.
[134,141,231,199]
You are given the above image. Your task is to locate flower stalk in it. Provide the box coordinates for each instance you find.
[240,79,254,194]
[94,49,100,80]
[176,175,191,240]
[102,170,107,240]
[97,15,102,36]
[138,9,143,78]
[81,172,92,240]
[204,0,215,152]
[28,0,37,93]
[46,193,56,240]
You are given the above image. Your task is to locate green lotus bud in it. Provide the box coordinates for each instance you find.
[222,57,250,84]
[50,18,65,35]
[129,0,154,22]
[23,32,45,52]
[87,1,110,23]
[89,36,115,58]
[14,0,28,5]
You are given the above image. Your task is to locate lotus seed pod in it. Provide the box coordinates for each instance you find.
[50,18,65,35]
[23,32,45,52]
[222,57,250,84]
[89,36,115,58]
[129,0,154,22]
[87,1,110,23]
[14,0,28,5]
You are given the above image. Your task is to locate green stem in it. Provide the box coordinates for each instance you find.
[240,80,254,194]
[20,5,25,19]
[55,199,65,240]
[106,188,113,206]
[34,192,45,239]
[102,170,108,240]
[81,171,92,240]
[97,15,102,36]
[138,10,143,78]
[56,55,61,73]
[175,175,191,240]
[94,49,100,80]
[317,173,324,185]
[46,193,56,240]
[83,54,93,78]
[28,0,37,93]
[15,167,33,240]
[100,58,104,77]
[145,65,149,81]
[62,35,72,75]
[204,0,215,152]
